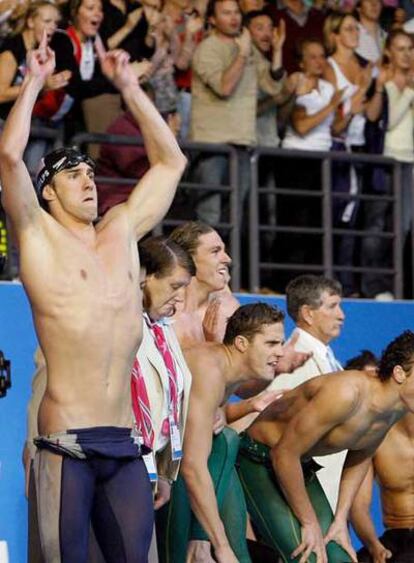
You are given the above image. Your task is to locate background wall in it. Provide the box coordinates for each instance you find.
[0,282,412,561]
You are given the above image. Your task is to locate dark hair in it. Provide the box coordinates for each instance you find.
[168,221,215,258]
[223,302,284,345]
[296,38,325,62]
[378,330,414,381]
[139,236,195,278]
[206,0,239,19]
[383,29,412,63]
[345,349,378,371]
[286,275,342,323]
[244,9,272,26]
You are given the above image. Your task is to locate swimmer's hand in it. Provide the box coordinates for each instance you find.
[213,407,226,435]
[212,544,238,563]
[186,540,215,563]
[202,298,221,342]
[26,30,56,84]
[95,38,138,91]
[275,331,312,374]
[248,388,285,413]
[292,522,327,563]
[154,476,171,510]
[368,540,392,563]
[324,519,358,562]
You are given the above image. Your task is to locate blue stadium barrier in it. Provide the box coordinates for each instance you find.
[1,282,413,561]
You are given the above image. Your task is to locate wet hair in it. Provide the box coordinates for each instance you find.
[168,221,215,258]
[345,349,378,371]
[223,302,284,345]
[139,236,196,278]
[323,11,356,54]
[286,275,342,323]
[378,330,414,381]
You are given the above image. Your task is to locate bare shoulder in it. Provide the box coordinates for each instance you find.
[300,371,363,417]
[184,342,222,375]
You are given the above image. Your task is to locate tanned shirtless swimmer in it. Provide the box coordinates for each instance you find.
[0,36,186,562]
[351,410,414,563]
[237,330,414,563]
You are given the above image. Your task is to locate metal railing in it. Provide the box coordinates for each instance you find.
[0,126,407,298]
[248,147,403,298]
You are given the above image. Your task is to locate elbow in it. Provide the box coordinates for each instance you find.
[180,457,199,486]
[0,144,21,168]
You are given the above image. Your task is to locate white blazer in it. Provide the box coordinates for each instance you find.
[136,318,192,481]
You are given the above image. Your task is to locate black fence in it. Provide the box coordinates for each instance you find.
[0,127,409,298]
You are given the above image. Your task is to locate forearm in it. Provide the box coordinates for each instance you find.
[332,111,352,136]
[293,103,334,136]
[174,33,197,70]
[121,83,184,167]
[335,456,372,522]
[351,508,379,551]
[107,23,134,50]
[365,89,383,122]
[387,89,414,130]
[0,83,21,104]
[225,399,256,423]
[272,447,319,526]
[0,75,43,160]
[221,53,247,97]
[182,463,230,550]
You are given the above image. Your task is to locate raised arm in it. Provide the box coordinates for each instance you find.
[97,45,187,240]
[270,384,359,562]
[0,35,55,234]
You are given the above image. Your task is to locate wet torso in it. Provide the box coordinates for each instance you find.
[20,211,142,434]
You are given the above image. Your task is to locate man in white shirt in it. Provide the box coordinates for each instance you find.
[356,0,387,63]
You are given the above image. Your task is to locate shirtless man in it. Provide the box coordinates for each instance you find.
[237,330,414,563]
[171,302,285,563]
[351,412,414,563]
[169,220,236,346]
[0,36,186,562]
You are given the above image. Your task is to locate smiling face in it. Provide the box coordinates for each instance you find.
[245,322,285,380]
[27,4,60,45]
[44,162,98,223]
[193,230,231,292]
[144,264,192,321]
[75,0,103,40]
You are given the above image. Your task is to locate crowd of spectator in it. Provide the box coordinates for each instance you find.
[1,0,414,297]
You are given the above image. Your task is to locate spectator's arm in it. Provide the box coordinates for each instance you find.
[193,38,248,98]
[174,15,203,71]
[386,82,414,130]
[291,89,341,137]
[106,8,143,50]
[0,50,21,104]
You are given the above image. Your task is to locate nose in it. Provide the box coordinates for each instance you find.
[337,306,345,321]
[222,251,231,265]
[175,286,186,303]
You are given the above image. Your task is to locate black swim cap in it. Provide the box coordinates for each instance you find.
[35,147,96,207]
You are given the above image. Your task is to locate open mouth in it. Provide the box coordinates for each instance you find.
[268,361,279,368]
[83,196,94,202]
